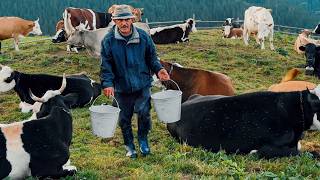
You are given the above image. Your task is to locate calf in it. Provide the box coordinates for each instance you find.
[159,60,235,102]
[0,17,42,53]
[150,18,197,44]
[299,43,320,77]
[0,77,76,179]
[167,87,320,159]
[52,20,67,43]
[223,25,243,38]
[243,6,275,50]
[0,64,101,109]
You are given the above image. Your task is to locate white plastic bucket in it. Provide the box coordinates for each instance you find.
[151,80,182,123]
[89,95,120,138]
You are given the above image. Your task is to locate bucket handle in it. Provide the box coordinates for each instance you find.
[91,94,120,109]
[163,79,181,91]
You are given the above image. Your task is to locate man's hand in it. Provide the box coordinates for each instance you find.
[103,87,114,97]
[157,68,170,81]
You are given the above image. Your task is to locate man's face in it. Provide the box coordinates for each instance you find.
[114,18,134,35]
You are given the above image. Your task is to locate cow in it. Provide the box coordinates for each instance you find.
[0,64,101,110]
[52,20,67,43]
[0,17,42,53]
[223,25,243,38]
[0,77,77,179]
[150,18,197,44]
[67,22,150,57]
[52,7,113,52]
[157,60,235,102]
[107,4,144,22]
[243,6,275,50]
[222,18,241,28]
[294,29,320,54]
[167,86,320,159]
[269,68,316,92]
[299,43,320,77]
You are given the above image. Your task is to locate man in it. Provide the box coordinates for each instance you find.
[100,5,170,158]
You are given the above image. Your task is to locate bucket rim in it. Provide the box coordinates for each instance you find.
[89,104,121,114]
[151,90,182,100]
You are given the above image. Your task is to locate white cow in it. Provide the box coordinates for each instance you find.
[243,6,275,50]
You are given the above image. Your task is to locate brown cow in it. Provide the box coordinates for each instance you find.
[159,60,235,102]
[0,17,42,52]
[268,68,316,92]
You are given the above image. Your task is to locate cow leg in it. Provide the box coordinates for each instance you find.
[260,39,265,50]
[243,28,249,45]
[269,29,275,50]
[13,36,19,51]
[66,45,71,52]
[30,157,76,179]
[0,41,2,54]
[257,145,299,159]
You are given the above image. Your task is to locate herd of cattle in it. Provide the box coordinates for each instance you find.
[2,4,320,179]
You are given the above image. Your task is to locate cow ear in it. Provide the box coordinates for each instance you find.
[299,46,306,51]
[308,94,320,112]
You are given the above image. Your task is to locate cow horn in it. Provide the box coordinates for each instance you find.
[59,73,67,93]
[29,89,45,102]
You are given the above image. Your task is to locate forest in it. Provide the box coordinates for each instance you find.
[1,0,320,35]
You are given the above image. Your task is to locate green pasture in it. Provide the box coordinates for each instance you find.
[1,30,320,179]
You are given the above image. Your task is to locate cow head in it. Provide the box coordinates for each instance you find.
[313,23,320,34]
[52,29,67,43]
[29,74,68,118]
[67,30,85,47]
[223,25,232,38]
[299,43,320,75]
[257,23,272,42]
[185,18,197,33]
[223,18,233,26]
[0,64,16,93]
[30,18,42,35]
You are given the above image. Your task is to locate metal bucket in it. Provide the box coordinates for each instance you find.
[89,95,120,138]
[151,80,182,123]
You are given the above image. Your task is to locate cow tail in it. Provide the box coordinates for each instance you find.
[280,68,300,83]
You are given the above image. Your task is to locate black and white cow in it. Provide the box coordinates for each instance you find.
[0,64,101,110]
[150,18,197,44]
[167,88,320,159]
[299,43,320,77]
[222,18,241,28]
[0,77,76,179]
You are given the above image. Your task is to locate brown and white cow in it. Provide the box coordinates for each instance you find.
[223,25,243,38]
[0,17,42,53]
[243,6,275,50]
[294,29,320,54]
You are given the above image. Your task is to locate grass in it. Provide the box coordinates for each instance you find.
[1,29,320,179]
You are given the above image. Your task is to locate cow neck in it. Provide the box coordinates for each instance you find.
[299,91,305,131]
[13,71,22,85]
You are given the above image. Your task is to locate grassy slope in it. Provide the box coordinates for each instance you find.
[1,30,320,179]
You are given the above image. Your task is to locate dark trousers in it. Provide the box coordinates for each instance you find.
[115,88,151,146]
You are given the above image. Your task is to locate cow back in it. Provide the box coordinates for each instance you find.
[0,17,34,40]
